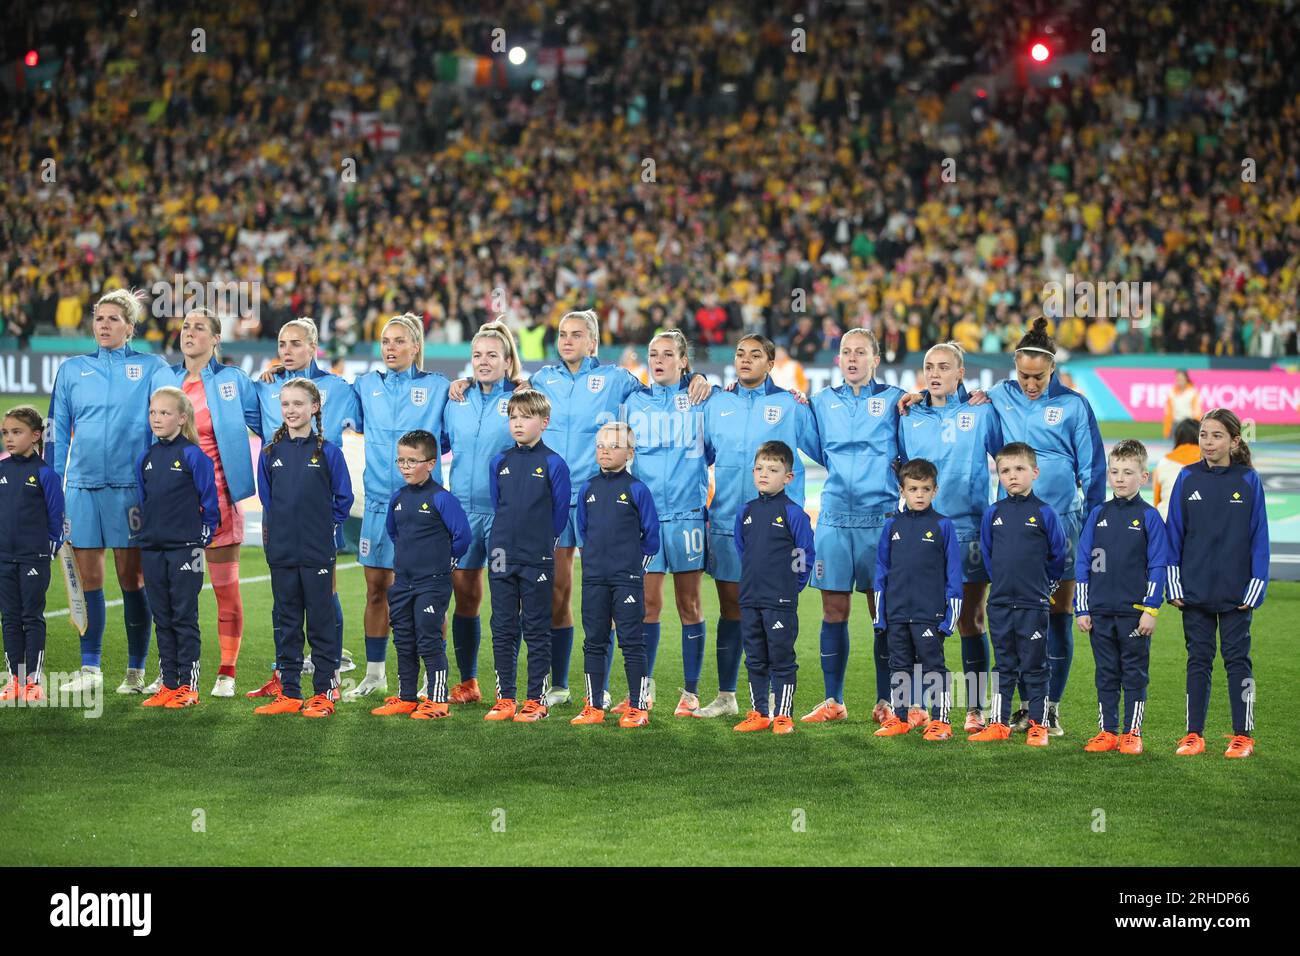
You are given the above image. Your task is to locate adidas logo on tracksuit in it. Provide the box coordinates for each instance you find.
[1188,490,1202,501]
[1030,631,1043,640]
[423,605,436,613]
[26,568,38,576]
[1097,519,1108,527]
[623,594,637,604]
[992,516,1003,526]
[772,620,784,629]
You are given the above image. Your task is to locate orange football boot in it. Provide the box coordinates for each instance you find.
[1084,731,1119,752]
[449,678,481,704]
[513,699,548,722]
[0,678,24,702]
[968,722,1011,741]
[1175,732,1205,756]
[771,715,795,735]
[733,710,772,732]
[142,685,178,707]
[23,679,43,702]
[922,720,953,741]
[963,709,986,733]
[610,698,631,715]
[1118,732,1144,755]
[907,707,930,729]
[571,705,606,725]
[246,671,282,699]
[1025,721,1050,747]
[164,685,199,708]
[619,707,650,728]
[253,693,304,715]
[800,699,848,722]
[411,699,450,719]
[870,699,892,725]
[874,715,910,737]
[371,696,419,716]
[1224,735,1254,759]
[301,693,335,718]
[673,690,700,716]
[484,698,517,721]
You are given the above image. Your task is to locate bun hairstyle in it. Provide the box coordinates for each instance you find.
[279,316,320,350]
[151,386,200,444]
[3,404,46,457]
[560,309,601,354]
[474,319,523,383]
[184,307,222,359]
[649,329,693,373]
[265,378,326,457]
[1015,316,1057,361]
[382,313,426,370]
[1202,407,1253,470]
[924,339,966,365]
[840,326,880,358]
[94,288,147,334]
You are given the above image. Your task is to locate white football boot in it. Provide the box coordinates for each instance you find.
[210,675,237,698]
[342,662,387,700]
[59,666,103,693]
[116,668,146,694]
[694,691,739,718]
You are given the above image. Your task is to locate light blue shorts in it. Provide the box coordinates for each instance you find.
[458,512,495,570]
[705,529,741,583]
[358,509,395,569]
[646,515,707,574]
[1058,509,1083,582]
[556,504,582,549]
[810,523,883,593]
[67,486,139,550]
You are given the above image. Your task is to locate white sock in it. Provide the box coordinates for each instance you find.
[366,661,385,679]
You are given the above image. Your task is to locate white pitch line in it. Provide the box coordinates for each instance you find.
[42,561,363,620]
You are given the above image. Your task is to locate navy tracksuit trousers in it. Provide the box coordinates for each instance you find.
[489,564,553,702]
[740,606,798,718]
[271,564,339,699]
[142,547,204,690]
[581,580,648,709]
[389,577,451,703]
[1088,611,1150,735]
[1182,606,1254,736]
[988,604,1049,727]
[886,621,950,722]
[0,559,50,683]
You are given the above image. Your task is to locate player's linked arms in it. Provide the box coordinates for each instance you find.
[897,388,988,416]
[449,375,534,402]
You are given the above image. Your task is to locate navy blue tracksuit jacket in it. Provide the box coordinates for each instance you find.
[874,505,963,722]
[385,477,471,702]
[135,435,220,690]
[1165,460,1269,736]
[1074,492,1170,735]
[0,450,64,682]
[576,468,661,709]
[979,490,1067,727]
[734,490,815,718]
[257,434,355,698]
[487,440,571,703]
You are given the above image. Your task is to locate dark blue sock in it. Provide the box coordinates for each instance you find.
[365,635,388,664]
[819,620,849,703]
[81,589,106,668]
[122,588,152,670]
[1048,612,1073,701]
[451,615,480,681]
[333,592,344,648]
[960,632,991,709]
[717,618,742,693]
[682,621,705,693]
[873,628,891,701]
[643,622,662,676]
[550,626,574,689]
[601,629,616,695]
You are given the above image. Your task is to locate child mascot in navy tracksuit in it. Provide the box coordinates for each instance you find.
[1166,409,1269,759]
[253,379,354,718]
[569,421,660,728]
[484,390,571,723]
[733,441,815,735]
[370,429,471,720]
[1075,439,1170,755]
[135,387,220,708]
[872,458,964,741]
[975,442,1067,746]
[0,406,65,704]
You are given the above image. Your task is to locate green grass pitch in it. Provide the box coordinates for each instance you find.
[1,395,1296,866]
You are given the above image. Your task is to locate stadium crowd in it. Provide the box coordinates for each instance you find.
[1,0,1297,359]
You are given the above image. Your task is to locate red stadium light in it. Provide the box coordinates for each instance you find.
[24,49,39,67]
[1030,42,1050,63]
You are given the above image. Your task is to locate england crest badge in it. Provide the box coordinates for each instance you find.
[764,404,783,424]
[219,381,237,401]
[411,387,428,407]
[587,375,606,393]
[125,364,142,381]
[1045,406,1063,426]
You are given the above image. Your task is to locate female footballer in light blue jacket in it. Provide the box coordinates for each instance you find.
[247,317,361,700]
[347,313,452,700]
[448,310,711,707]
[438,321,523,705]
[902,318,1105,736]
[695,333,822,719]
[897,342,1004,732]
[48,288,174,696]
